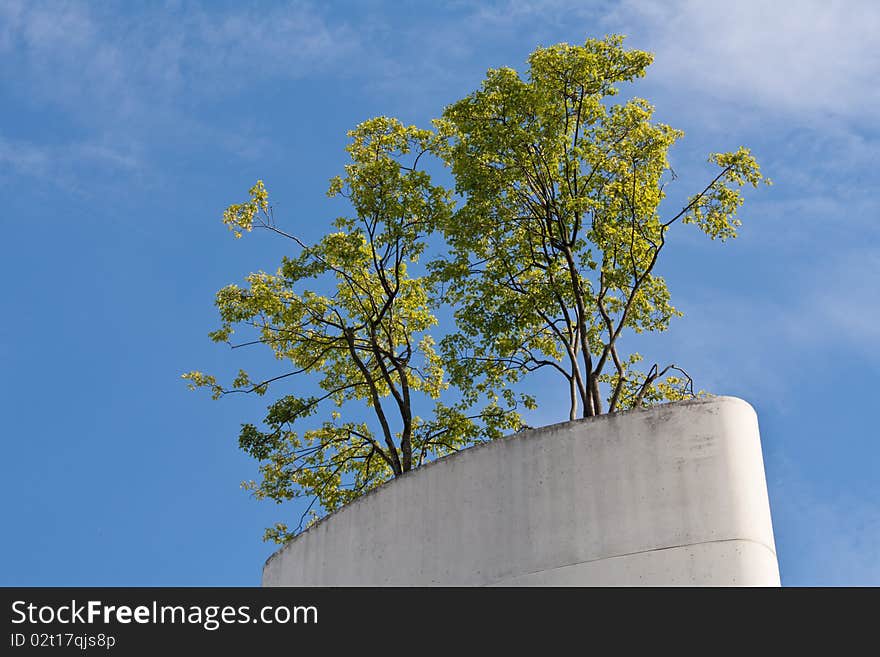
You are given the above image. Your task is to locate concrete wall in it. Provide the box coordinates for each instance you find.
[262,396,780,586]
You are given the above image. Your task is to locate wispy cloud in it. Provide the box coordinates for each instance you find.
[1,1,360,190]
[1,1,359,110]
[651,242,880,414]
[4,0,879,212]
[0,137,142,195]
[608,0,880,125]
[770,456,880,585]
[8,1,878,129]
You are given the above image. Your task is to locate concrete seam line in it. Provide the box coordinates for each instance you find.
[483,538,778,586]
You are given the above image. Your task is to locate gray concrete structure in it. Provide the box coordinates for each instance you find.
[262,396,780,586]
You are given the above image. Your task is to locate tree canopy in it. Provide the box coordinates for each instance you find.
[433,35,767,420]
[184,118,526,543]
[185,35,768,542]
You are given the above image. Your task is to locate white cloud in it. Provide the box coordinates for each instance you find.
[608,0,880,124]
[4,0,878,202]
[10,1,874,125]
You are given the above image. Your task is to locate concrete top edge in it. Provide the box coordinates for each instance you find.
[262,395,756,570]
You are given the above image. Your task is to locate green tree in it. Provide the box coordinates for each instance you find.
[186,35,768,541]
[432,35,769,420]
[184,118,524,543]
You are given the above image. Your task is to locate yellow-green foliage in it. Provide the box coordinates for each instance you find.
[186,36,768,542]
[431,35,768,418]
[185,118,526,543]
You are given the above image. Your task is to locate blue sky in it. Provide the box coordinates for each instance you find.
[1,0,877,586]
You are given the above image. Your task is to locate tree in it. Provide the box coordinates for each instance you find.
[184,118,524,543]
[186,35,768,542]
[431,35,768,420]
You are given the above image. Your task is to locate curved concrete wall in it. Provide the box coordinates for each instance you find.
[262,396,780,586]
